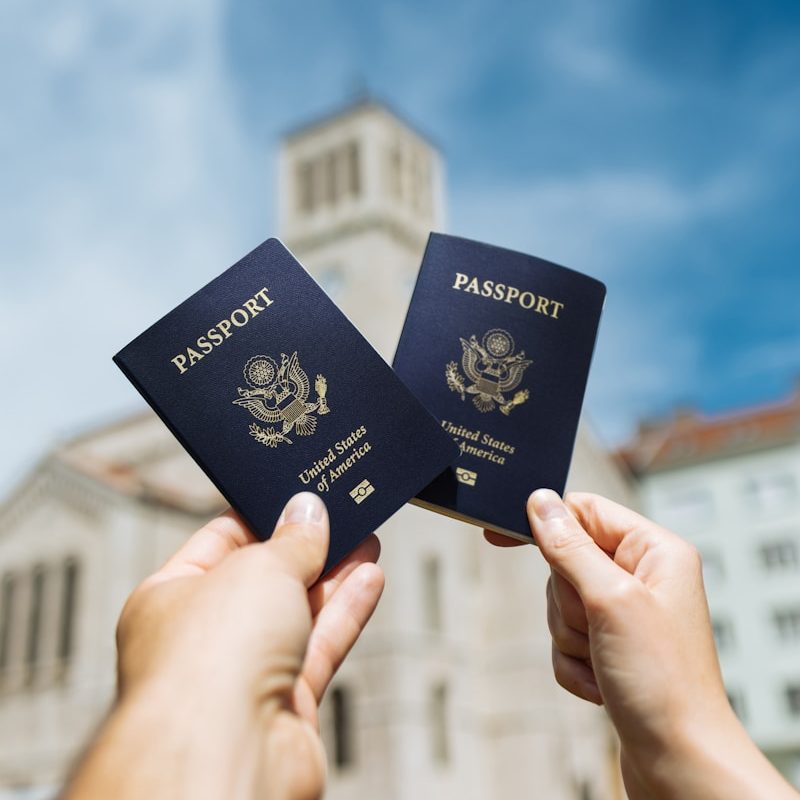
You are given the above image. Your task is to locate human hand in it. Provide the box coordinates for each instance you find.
[486,491,797,800]
[65,492,384,800]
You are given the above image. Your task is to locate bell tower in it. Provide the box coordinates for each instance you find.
[278,98,444,357]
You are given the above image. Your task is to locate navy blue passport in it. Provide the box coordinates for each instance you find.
[393,233,606,541]
[114,238,459,572]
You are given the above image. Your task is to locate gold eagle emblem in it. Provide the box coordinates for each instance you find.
[445,328,531,414]
[233,352,329,447]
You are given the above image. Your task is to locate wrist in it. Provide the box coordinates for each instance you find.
[626,703,796,800]
[65,675,264,800]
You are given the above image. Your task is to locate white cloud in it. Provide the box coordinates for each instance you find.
[0,0,259,493]
[451,165,756,273]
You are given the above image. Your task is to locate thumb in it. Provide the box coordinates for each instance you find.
[528,489,631,605]
[266,492,330,587]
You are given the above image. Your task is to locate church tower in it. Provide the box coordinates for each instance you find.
[275,99,628,800]
[278,98,444,357]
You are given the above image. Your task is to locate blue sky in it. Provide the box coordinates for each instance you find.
[1,0,799,492]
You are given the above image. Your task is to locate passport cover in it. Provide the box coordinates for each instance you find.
[393,233,606,541]
[114,238,459,572]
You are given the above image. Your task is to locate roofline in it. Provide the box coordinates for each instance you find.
[56,406,155,450]
[281,95,442,154]
[627,433,800,477]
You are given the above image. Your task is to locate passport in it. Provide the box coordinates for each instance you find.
[113,238,459,572]
[393,233,606,541]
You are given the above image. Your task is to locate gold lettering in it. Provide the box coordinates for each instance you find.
[217,319,233,339]
[254,287,274,306]
[196,335,214,354]
[449,273,565,320]
[169,287,277,374]
[519,291,536,309]
[171,355,188,374]
[535,296,550,315]
[453,273,469,290]
[244,297,264,317]
[186,347,204,366]
[230,308,249,327]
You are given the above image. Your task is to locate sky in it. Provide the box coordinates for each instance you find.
[1,0,799,493]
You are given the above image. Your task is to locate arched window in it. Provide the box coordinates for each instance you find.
[0,573,17,675]
[422,556,442,632]
[330,685,354,769]
[429,682,449,764]
[346,141,360,197]
[25,564,46,685]
[58,558,80,667]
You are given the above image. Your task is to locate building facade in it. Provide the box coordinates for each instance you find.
[0,99,633,799]
[620,387,800,786]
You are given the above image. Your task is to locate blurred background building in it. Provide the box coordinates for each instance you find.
[0,100,635,800]
[620,386,800,786]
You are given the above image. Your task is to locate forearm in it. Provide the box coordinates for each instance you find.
[63,682,260,800]
[625,711,798,800]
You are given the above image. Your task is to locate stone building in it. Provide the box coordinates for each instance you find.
[619,386,800,787]
[0,99,633,799]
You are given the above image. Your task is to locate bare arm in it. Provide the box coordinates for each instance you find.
[64,492,384,800]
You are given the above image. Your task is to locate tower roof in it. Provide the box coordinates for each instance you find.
[282,96,440,153]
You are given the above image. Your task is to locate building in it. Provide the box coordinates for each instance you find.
[0,99,634,799]
[619,385,800,786]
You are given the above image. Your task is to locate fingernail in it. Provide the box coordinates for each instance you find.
[283,492,325,525]
[531,489,568,520]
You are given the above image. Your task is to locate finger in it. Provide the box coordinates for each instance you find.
[267,492,330,588]
[302,562,385,702]
[550,569,588,633]
[551,644,602,705]
[483,530,528,547]
[547,579,591,659]
[565,492,684,577]
[308,534,381,617]
[564,492,669,555]
[529,489,630,605]
[154,509,257,581]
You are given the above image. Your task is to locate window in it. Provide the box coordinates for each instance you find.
[744,473,797,514]
[429,682,449,764]
[324,151,337,205]
[422,556,442,632]
[330,685,354,769]
[773,608,800,642]
[346,141,360,197]
[711,618,735,652]
[388,144,403,199]
[25,564,46,685]
[410,150,429,212]
[578,782,594,800]
[296,160,314,213]
[785,684,800,716]
[759,539,799,571]
[0,573,17,675]
[663,488,714,529]
[58,558,80,667]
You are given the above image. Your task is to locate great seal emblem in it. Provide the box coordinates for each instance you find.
[445,328,531,414]
[233,352,329,447]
